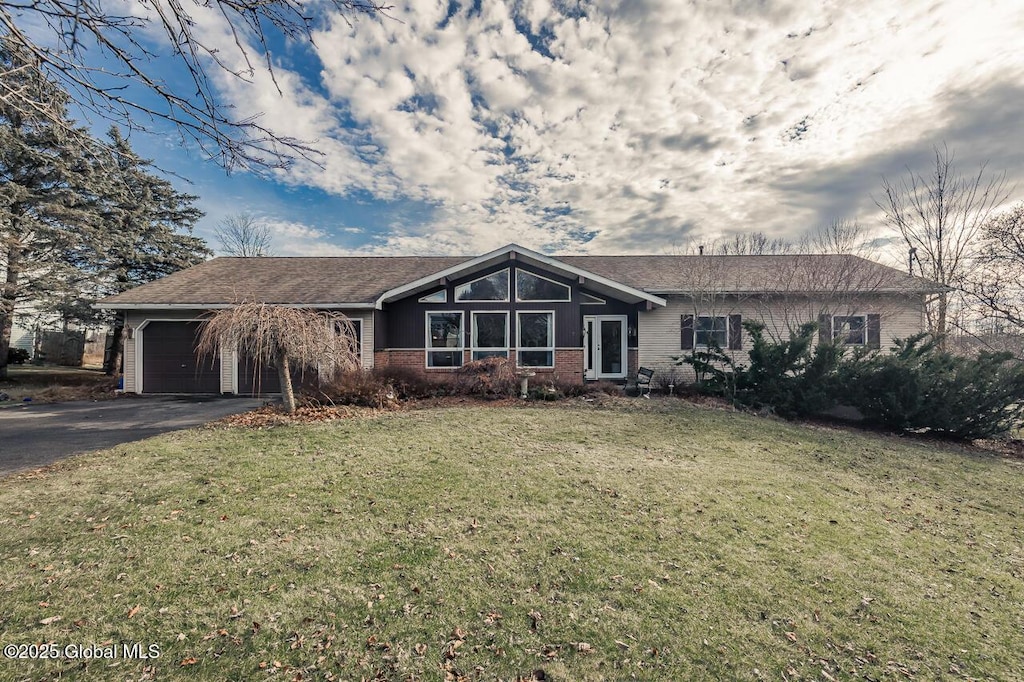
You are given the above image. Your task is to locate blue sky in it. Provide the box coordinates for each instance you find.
[61,0,1024,257]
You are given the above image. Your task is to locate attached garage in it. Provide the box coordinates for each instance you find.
[140,321,221,394]
[237,355,281,396]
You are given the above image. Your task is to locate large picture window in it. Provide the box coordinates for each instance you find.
[695,316,727,348]
[517,311,555,367]
[472,312,509,360]
[426,312,463,367]
[455,269,509,302]
[516,270,570,302]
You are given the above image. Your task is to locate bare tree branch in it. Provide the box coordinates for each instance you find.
[0,0,392,172]
[876,144,1010,343]
[215,212,273,256]
[196,303,359,412]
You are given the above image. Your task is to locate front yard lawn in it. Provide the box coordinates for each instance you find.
[1,402,1022,680]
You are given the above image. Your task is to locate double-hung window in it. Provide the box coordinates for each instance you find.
[695,315,728,348]
[471,312,509,360]
[426,312,463,367]
[517,311,555,367]
[833,315,866,345]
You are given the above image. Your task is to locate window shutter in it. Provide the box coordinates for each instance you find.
[728,314,742,350]
[681,315,694,350]
[818,314,832,344]
[867,314,881,349]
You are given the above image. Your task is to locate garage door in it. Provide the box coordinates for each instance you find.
[238,355,281,396]
[141,322,221,393]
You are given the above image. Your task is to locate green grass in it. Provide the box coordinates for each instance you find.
[1,401,1022,680]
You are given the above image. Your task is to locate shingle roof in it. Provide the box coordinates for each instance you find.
[97,252,933,308]
[559,254,931,294]
[98,256,471,306]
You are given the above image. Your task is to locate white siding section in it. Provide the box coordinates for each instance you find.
[220,346,235,393]
[639,294,927,382]
[10,322,34,352]
[345,310,374,369]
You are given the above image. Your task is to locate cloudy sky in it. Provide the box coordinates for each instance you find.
[115,0,1024,257]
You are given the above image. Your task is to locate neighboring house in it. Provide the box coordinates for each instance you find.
[96,243,936,395]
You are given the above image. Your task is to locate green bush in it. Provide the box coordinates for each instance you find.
[839,334,1024,440]
[676,324,1024,440]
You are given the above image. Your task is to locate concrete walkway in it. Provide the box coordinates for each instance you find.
[0,396,265,477]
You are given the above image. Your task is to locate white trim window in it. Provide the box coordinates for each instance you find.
[455,269,510,302]
[426,311,464,367]
[695,315,728,348]
[517,311,555,368]
[833,315,867,345]
[580,292,606,305]
[418,290,447,303]
[471,311,509,360]
[516,270,571,302]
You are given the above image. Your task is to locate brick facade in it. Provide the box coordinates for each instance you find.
[374,348,585,384]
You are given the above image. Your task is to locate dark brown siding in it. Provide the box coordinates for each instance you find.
[142,321,220,393]
[381,261,624,349]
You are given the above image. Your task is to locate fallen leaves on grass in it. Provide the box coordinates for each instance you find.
[213,405,378,428]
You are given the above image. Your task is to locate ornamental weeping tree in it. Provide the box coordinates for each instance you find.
[197,304,360,413]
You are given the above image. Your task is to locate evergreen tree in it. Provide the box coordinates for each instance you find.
[1,40,210,377]
[83,128,210,375]
[0,39,98,378]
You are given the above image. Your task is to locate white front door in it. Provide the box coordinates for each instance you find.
[583,315,628,380]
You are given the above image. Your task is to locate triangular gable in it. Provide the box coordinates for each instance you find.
[375,243,667,309]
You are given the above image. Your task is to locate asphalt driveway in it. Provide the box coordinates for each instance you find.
[0,396,265,477]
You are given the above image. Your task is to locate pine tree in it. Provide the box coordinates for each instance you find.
[1,39,211,377]
[85,128,210,375]
[0,39,99,378]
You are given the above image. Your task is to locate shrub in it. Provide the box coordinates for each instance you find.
[839,334,1024,440]
[309,369,397,409]
[7,348,30,365]
[676,322,841,416]
[677,323,1024,440]
[450,357,518,398]
[371,365,440,399]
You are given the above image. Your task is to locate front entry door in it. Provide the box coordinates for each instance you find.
[583,315,627,380]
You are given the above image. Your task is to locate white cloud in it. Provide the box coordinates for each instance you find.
[166,0,1024,254]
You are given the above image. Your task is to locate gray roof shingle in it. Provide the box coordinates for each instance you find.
[98,252,932,307]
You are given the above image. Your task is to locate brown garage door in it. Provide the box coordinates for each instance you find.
[142,321,221,393]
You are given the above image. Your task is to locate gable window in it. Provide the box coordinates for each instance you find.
[455,269,509,302]
[418,290,447,303]
[696,315,728,348]
[580,292,606,305]
[426,312,463,367]
[472,312,509,360]
[516,270,570,302]
[833,315,866,345]
[517,311,555,367]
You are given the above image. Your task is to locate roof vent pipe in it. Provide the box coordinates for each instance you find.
[698,245,705,256]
